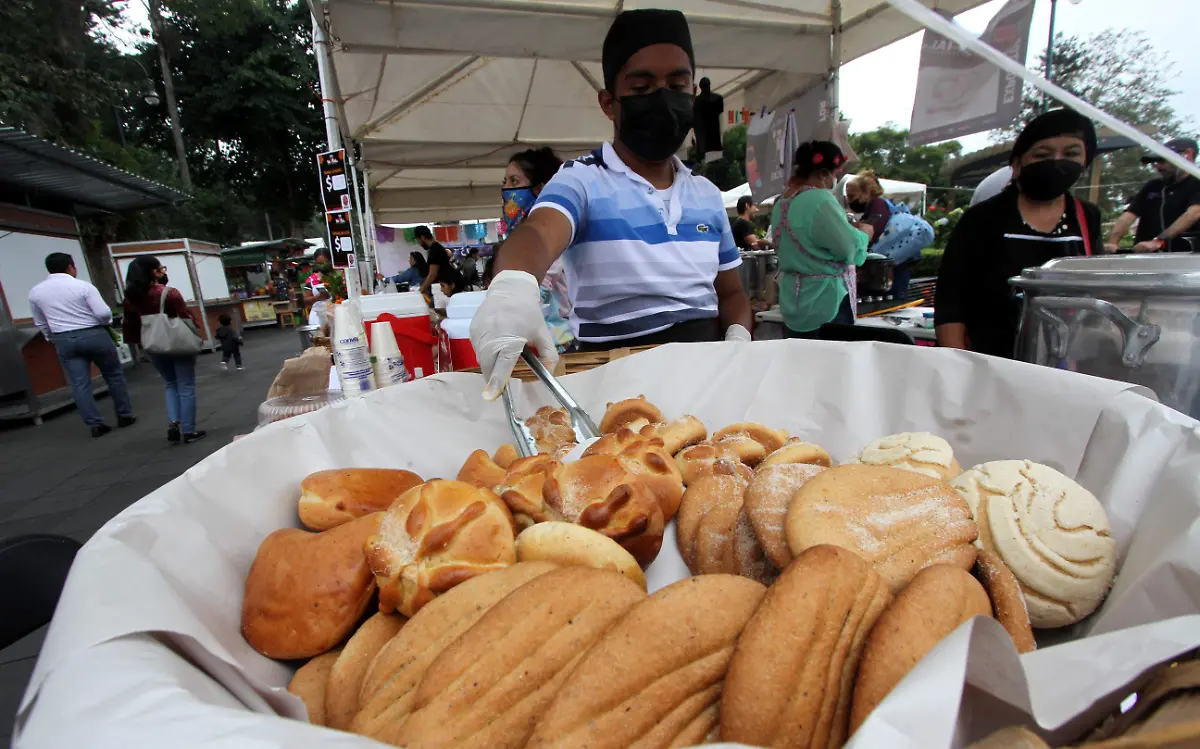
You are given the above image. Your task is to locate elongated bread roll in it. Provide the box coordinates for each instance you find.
[324,613,405,730]
[288,648,342,726]
[298,468,423,531]
[515,521,646,589]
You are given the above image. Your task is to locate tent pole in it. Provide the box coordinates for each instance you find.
[312,9,361,300]
[829,0,842,132]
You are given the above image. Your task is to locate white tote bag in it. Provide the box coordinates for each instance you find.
[141,286,203,355]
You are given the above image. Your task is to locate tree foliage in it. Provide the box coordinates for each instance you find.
[689,124,748,191]
[849,124,962,188]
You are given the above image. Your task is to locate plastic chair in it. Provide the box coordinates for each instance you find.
[0,534,82,649]
[819,323,915,345]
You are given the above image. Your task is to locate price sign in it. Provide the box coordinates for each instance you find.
[317,148,352,212]
[325,209,356,269]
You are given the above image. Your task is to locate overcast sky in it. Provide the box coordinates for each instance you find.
[840,0,1200,153]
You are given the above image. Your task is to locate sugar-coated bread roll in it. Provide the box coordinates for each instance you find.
[676,473,750,574]
[388,568,645,749]
[639,414,707,454]
[353,562,558,739]
[298,468,424,531]
[712,433,768,466]
[365,480,516,617]
[324,612,406,730]
[787,464,978,592]
[759,439,833,470]
[850,565,993,734]
[515,521,646,589]
[856,432,962,481]
[288,648,342,726]
[492,443,519,469]
[952,460,1116,628]
[692,490,745,575]
[583,428,684,520]
[599,395,664,434]
[456,449,507,491]
[721,545,892,749]
[242,512,382,659]
[675,441,752,485]
[526,575,766,749]
[732,507,778,585]
[973,549,1036,653]
[744,462,826,570]
[713,422,790,455]
[525,406,577,455]
[494,454,563,529]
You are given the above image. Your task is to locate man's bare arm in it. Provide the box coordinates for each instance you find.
[714,268,753,332]
[936,322,969,350]
[1105,211,1137,252]
[494,209,574,282]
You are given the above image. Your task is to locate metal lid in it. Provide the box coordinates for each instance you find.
[1011,254,1200,293]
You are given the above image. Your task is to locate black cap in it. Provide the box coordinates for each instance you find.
[1011,108,1097,166]
[602,9,695,92]
[1141,137,1199,164]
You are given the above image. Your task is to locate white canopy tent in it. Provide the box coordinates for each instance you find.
[312,0,991,224]
[722,176,926,216]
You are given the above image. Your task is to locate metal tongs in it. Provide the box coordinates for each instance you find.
[501,350,599,457]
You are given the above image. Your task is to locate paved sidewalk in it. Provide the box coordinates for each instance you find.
[0,325,308,744]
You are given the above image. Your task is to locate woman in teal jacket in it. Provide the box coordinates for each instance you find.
[770,141,874,337]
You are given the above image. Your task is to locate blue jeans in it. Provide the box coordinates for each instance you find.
[52,327,133,427]
[149,354,197,433]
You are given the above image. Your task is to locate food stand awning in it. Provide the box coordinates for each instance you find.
[220,238,313,265]
[314,0,992,223]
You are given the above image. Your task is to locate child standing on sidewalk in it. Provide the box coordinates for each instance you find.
[215,313,244,371]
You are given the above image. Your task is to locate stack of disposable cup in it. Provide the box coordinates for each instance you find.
[332,301,376,397]
[371,320,410,388]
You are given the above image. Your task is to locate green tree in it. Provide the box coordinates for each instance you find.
[849,124,962,188]
[690,124,748,191]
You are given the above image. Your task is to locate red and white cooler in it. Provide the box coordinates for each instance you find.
[359,292,438,380]
[437,291,486,372]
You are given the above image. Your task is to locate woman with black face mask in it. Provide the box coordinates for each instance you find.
[935,108,1101,358]
[468,8,753,399]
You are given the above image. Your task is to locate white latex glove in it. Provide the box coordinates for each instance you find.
[470,270,560,400]
[724,323,752,343]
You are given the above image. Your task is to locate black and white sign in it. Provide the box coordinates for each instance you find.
[317,148,352,212]
[325,209,355,269]
[909,0,1035,146]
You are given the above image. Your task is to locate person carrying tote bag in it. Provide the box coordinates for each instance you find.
[122,256,207,444]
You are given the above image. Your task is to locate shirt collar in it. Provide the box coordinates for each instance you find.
[600,141,690,189]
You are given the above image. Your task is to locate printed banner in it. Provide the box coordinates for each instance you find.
[325,209,355,269]
[745,83,835,204]
[316,149,352,212]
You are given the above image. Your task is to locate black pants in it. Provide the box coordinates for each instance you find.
[222,349,242,366]
[576,317,721,352]
[785,294,855,339]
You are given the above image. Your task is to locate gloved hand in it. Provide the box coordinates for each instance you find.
[470,270,560,400]
[724,324,753,343]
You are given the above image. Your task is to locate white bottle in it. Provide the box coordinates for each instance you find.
[332,301,377,397]
[370,320,410,387]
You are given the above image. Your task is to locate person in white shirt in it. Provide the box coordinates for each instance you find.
[28,252,135,437]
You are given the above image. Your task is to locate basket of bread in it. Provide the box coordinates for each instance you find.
[13,341,1200,749]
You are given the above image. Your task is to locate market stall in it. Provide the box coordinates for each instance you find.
[220,238,311,328]
[108,238,234,350]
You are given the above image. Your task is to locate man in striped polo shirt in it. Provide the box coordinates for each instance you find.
[470,8,753,398]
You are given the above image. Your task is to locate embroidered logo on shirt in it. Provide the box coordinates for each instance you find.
[697,224,711,233]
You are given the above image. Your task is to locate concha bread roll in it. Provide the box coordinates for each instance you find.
[759,439,833,470]
[849,564,993,735]
[599,395,664,434]
[721,545,892,749]
[353,562,559,739]
[787,464,979,592]
[857,432,962,480]
[515,521,646,589]
[456,449,507,491]
[583,428,684,521]
[973,549,1036,654]
[494,455,564,529]
[951,460,1116,628]
[744,462,827,570]
[713,422,790,455]
[639,414,707,455]
[288,648,342,726]
[526,575,767,749]
[526,406,577,455]
[242,512,382,659]
[675,442,753,486]
[298,468,424,531]
[325,612,406,730]
[365,479,516,617]
[676,473,750,574]
[389,568,646,749]
[493,443,519,469]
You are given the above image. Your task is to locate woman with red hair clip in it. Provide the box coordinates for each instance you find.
[770,140,874,338]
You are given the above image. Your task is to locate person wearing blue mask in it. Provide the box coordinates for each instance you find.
[470,8,753,398]
[502,147,562,237]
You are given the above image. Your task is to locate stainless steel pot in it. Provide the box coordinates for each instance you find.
[1011,254,1200,418]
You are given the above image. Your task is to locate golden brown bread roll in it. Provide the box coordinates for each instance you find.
[787,464,979,593]
[676,473,750,574]
[388,567,646,749]
[353,562,559,739]
[639,414,707,455]
[494,454,564,529]
[721,545,892,749]
[324,612,406,730]
[492,443,519,469]
[973,549,1036,654]
[759,439,833,470]
[599,395,664,434]
[515,521,646,589]
[849,564,993,735]
[298,468,424,531]
[526,575,766,749]
[288,648,342,726]
[526,406,577,455]
[365,479,516,617]
[675,441,753,486]
[692,491,745,576]
[583,428,684,521]
[242,512,382,660]
[547,455,665,567]
[455,449,507,491]
[714,422,790,456]
[713,434,768,466]
[732,507,779,585]
[744,462,826,570]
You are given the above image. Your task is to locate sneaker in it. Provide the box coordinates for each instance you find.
[220,361,228,371]
[167,422,181,444]
[117,415,137,428]
[237,366,244,371]
[91,424,112,438]
[183,430,208,444]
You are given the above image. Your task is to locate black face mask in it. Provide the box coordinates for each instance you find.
[1017,159,1085,201]
[617,88,694,162]
[159,273,169,285]
[848,200,869,213]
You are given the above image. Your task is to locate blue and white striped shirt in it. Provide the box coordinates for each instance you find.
[532,142,741,343]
